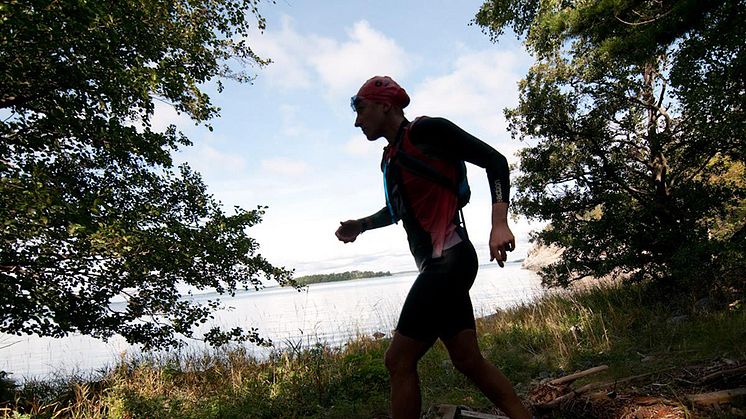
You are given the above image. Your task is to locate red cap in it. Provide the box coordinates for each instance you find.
[352,76,410,109]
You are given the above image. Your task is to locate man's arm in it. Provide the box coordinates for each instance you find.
[409,117,510,205]
[335,207,393,243]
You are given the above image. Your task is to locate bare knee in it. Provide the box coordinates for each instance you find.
[385,347,417,377]
[451,352,485,376]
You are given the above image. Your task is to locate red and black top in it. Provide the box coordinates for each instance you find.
[368,117,510,270]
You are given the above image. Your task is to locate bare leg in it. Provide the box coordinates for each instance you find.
[443,329,531,419]
[384,331,433,419]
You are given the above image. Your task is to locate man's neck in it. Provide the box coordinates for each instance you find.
[384,115,407,144]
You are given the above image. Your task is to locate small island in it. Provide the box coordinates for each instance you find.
[294,270,392,286]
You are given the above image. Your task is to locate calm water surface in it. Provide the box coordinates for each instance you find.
[1,262,543,380]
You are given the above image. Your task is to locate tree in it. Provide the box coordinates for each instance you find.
[0,0,296,350]
[475,0,745,289]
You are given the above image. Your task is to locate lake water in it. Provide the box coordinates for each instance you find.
[0,262,544,381]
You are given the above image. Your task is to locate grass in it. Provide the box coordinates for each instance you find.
[1,280,744,418]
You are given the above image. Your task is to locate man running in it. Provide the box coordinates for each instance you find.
[335,76,531,419]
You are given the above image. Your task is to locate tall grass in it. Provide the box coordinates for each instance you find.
[2,281,744,418]
[480,282,744,378]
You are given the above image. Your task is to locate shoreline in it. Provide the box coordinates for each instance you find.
[1,264,543,382]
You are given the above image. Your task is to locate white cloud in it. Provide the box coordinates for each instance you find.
[249,16,314,89]
[260,157,310,177]
[308,20,412,96]
[174,141,248,185]
[409,50,529,140]
[201,145,246,171]
[251,17,413,97]
[343,134,381,157]
[125,100,193,135]
[279,104,303,137]
[151,100,193,133]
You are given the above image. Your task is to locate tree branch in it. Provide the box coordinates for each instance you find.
[614,8,672,26]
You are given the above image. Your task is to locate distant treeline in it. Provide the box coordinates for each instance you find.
[294,270,392,285]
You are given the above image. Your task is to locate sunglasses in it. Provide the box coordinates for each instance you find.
[350,95,363,112]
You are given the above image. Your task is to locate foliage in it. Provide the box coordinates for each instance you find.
[294,270,392,286]
[0,0,296,350]
[5,339,391,418]
[475,0,745,288]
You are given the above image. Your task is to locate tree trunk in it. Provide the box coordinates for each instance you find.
[643,62,670,208]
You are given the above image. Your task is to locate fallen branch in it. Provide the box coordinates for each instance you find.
[686,388,746,406]
[435,404,509,419]
[539,381,611,408]
[700,365,746,384]
[548,365,609,386]
[537,369,673,409]
[459,410,509,419]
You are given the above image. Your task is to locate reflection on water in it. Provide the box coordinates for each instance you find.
[0,262,543,380]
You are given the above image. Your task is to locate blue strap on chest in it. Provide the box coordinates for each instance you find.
[383,160,398,224]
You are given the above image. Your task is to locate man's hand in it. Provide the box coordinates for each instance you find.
[489,224,515,267]
[490,202,514,268]
[335,220,363,243]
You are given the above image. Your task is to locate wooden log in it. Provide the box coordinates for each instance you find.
[686,388,746,406]
[458,409,509,419]
[537,369,668,409]
[548,365,609,385]
[539,381,610,408]
[437,404,459,419]
[435,405,509,419]
[700,365,746,384]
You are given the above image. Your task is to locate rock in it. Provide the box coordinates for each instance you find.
[522,243,565,271]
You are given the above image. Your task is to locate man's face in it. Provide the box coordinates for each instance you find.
[353,98,386,141]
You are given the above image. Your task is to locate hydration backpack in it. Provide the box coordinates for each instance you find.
[394,148,471,209]
[384,117,471,232]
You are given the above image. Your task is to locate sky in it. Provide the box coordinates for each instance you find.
[154,0,544,277]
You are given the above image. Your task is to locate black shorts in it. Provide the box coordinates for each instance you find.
[396,240,479,343]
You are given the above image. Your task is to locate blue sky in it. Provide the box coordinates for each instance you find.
[154,1,544,277]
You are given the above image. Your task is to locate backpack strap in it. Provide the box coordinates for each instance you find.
[395,152,459,195]
[393,118,459,193]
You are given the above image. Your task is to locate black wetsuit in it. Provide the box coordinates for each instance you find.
[361,117,510,343]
